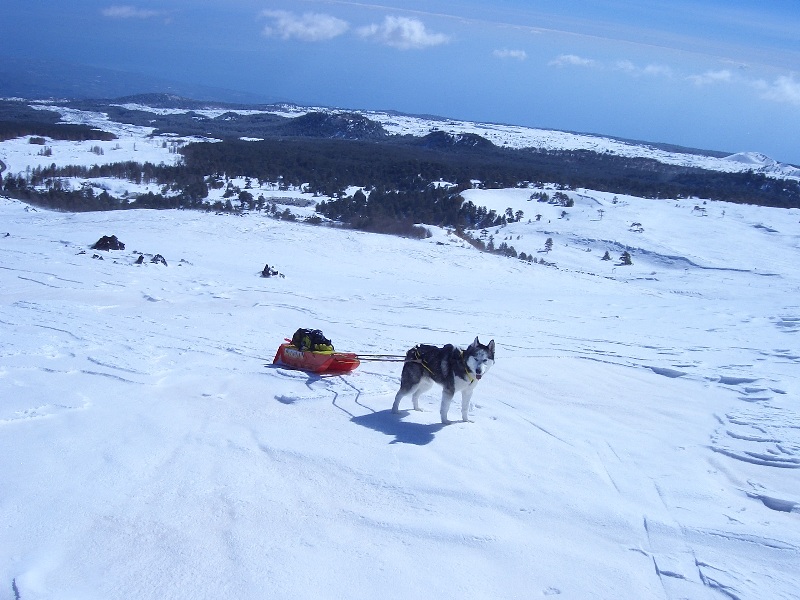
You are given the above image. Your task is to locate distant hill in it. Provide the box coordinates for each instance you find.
[277,112,387,140]
[416,131,496,150]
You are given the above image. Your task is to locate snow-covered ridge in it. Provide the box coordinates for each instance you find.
[723,152,800,179]
[111,102,274,119]
[85,100,800,181]
[360,109,800,180]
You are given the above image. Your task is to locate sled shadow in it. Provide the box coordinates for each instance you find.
[351,410,446,446]
[265,364,345,383]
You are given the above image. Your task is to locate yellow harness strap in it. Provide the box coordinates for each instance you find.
[459,349,476,383]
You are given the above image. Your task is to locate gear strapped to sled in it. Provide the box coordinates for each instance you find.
[291,328,334,352]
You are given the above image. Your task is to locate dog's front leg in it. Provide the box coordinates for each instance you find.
[460,388,474,422]
[440,390,455,424]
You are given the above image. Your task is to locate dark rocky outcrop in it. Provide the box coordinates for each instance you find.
[91,235,125,251]
[278,111,387,140]
[261,263,284,278]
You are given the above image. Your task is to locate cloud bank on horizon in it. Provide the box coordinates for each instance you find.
[2,0,799,163]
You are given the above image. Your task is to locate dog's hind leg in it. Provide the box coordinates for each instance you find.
[410,378,433,411]
[392,378,432,413]
[391,386,408,413]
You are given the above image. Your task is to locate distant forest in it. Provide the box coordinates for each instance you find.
[2,96,799,237]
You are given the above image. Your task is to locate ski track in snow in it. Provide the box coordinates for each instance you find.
[2,135,800,598]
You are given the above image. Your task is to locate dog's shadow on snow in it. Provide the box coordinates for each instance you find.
[351,410,446,445]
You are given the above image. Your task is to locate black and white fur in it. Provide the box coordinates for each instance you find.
[392,337,495,424]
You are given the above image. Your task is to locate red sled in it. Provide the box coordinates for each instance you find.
[273,343,360,374]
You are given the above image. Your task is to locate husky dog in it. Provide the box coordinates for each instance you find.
[392,337,495,424]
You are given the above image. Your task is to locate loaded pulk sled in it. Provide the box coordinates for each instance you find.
[272,328,409,375]
[273,328,360,374]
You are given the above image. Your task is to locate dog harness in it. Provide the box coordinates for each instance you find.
[460,350,476,384]
[407,345,476,384]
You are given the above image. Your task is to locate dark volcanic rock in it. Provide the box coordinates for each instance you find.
[91,235,125,251]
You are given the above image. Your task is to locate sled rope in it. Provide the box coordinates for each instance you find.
[353,352,406,363]
[352,352,435,373]
[354,347,475,382]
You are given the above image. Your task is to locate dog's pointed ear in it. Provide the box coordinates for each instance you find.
[472,336,480,348]
[488,339,495,357]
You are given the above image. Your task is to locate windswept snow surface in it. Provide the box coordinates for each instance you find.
[2,186,799,599]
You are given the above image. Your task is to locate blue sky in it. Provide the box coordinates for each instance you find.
[3,0,800,163]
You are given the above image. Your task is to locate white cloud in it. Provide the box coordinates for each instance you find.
[261,10,349,42]
[642,64,673,77]
[101,5,161,19]
[357,16,450,50]
[688,69,733,86]
[757,75,800,106]
[548,54,598,68]
[615,59,636,73]
[614,60,672,77]
[684,69,800,107]
[493,49,527,61]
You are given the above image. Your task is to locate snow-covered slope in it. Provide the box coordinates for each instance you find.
[0,104,196,176]
[1,186,799,598]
